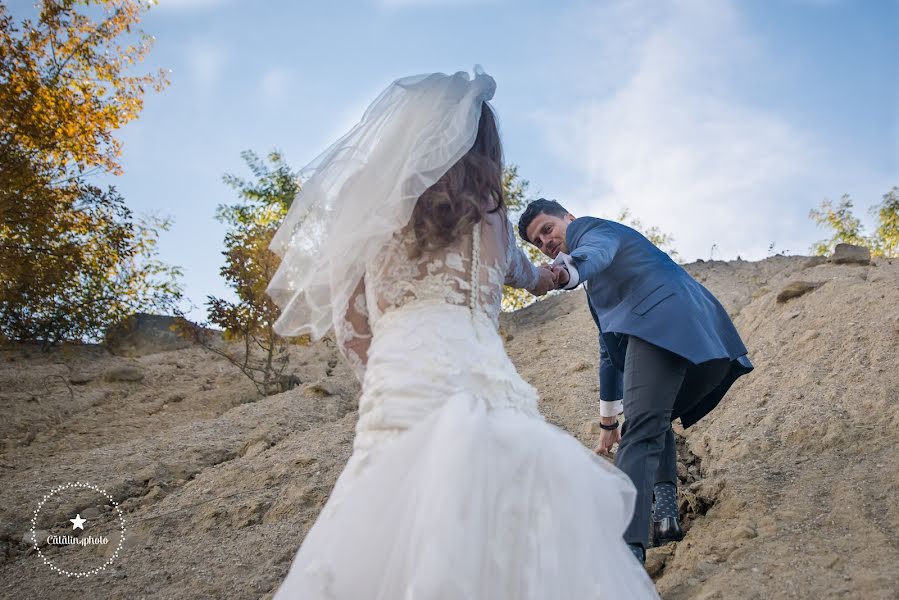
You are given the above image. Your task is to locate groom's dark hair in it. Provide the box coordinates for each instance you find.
[518,198,570,244]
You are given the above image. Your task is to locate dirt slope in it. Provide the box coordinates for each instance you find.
[1,255,896,599]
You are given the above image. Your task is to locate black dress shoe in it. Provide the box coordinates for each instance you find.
[652,516,684,546]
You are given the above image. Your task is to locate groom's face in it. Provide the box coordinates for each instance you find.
[526,212,575,259]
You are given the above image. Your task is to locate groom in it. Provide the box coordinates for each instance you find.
[518,199,753,564]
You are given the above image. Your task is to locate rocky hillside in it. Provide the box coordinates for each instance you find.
[0,253,897,599]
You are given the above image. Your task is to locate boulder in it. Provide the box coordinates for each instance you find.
[104,313,194,357]
[776,281,821,303]
[104,365,145,382]
[801,256,827,270]
[69,372,95,385]
[830,243,870,265]
[23,530,50,548]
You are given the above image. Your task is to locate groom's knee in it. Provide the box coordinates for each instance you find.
[619,410,669,451]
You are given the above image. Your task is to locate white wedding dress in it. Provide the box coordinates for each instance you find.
[273,211,659,599]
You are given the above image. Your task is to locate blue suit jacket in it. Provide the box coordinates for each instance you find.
[567,217,753,427]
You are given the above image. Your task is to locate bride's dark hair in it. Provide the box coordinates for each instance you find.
[409,103,504,256]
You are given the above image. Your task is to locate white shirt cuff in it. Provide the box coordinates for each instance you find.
[552,252,580,289]
[600,400,623,417]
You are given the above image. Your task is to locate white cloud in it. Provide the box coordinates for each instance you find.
[185,40,227,91]
[260,67,291,106]
[534,0,859,261]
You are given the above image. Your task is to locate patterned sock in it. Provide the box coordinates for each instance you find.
[627,543,645,564]
[653,482,679,521]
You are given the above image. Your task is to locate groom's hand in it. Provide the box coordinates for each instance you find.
[551,265,570,288]
[593,416,621,456]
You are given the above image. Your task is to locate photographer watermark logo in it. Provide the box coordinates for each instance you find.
[30,481,127,578]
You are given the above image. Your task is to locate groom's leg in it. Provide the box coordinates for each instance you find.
[652,426,679,523]
[615,336,688,550]
[655,426,678,486]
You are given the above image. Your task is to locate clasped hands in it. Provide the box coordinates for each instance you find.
[532,264,570,296]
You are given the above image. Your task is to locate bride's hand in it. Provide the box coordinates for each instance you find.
[531,267,556,296]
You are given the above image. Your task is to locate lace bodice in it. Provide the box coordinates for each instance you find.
[334,211,540,380]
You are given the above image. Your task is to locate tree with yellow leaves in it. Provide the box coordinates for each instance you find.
[0,0,180,346]
[195,150,303,396]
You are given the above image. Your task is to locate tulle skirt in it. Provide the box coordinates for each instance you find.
[274,301,659,599]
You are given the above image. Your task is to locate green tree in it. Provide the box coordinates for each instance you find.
[809,188,898,258]
[870,187,899,258]
[1,182,182,345]
[196,150,303,396]
[0,0,180,346]
[502,165,544,312]
[809,195,867,256]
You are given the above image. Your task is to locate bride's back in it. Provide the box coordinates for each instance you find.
[365,208,517,329]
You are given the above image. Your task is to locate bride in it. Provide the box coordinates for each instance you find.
[266,67,659,599]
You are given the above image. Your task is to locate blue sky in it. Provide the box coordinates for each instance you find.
[11,0,899,320]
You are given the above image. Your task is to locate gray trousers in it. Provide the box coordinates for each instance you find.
[615,336,730,548]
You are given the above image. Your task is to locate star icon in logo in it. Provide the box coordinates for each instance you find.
[70,514,87,530]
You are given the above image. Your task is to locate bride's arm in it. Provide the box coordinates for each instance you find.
[503,218,549,294]
[334,276,372,383]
